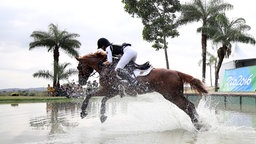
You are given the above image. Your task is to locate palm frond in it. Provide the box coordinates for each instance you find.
[33,70,53,79]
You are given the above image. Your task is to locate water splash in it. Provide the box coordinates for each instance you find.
[195,95,256,144]
[197,95,256,130]
[54,94,256,144]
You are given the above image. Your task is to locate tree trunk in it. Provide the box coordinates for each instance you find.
[201,33,207,83]
[209,65,212,86]
[215,47,225,92]
[53,46,60,88]
[163,36,170,69]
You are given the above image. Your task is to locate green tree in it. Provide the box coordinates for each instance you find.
[29,23,81,87]
[33,62,78,89]
[209,14,255,91]
[122,0,181,69]
[179,0,233,82]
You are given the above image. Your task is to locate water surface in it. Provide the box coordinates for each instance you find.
[0,93,255,144]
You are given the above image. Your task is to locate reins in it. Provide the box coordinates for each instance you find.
[85,60,105,79]
[88,71,98,78]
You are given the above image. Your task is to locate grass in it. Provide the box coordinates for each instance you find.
[0,96,76,104]
[1,86,256,104]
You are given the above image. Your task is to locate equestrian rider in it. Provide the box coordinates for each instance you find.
[97,38,138,88]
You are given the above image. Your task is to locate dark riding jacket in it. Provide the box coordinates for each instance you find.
[109,45,124,57]
[110,43,131,56]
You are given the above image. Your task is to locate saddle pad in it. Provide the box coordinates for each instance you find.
[133,66,154,77]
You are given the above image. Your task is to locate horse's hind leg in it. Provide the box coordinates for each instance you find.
[169,95,201,130]
[80,94,92,119]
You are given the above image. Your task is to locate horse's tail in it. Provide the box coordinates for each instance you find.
[177,71,208,96]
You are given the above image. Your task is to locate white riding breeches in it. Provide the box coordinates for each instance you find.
[115,46,137,71]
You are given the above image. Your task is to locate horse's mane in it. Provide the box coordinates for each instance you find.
[80,50,107,59]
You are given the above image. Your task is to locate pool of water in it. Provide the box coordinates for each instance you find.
[0,93,256,144]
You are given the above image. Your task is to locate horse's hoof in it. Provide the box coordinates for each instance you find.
[100,115,108,123]
[194,122,203,131]
[194,122,210,131]
[119,90,125,98]
[80,111,88,119]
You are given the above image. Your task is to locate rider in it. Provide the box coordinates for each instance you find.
[97,37,138,88]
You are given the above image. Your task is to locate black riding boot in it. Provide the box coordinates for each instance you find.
[116,68,138,87]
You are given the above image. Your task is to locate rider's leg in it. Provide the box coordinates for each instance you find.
[115,47,137,69]
[115,47,138,87]
[116,68,138,85]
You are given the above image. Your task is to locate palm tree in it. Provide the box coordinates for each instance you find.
[33,62,78,89]
[29,23,81,87]
[179,0,233,82]
[206,52,217,86]
[198,51,217,86]
[209,14,256,91]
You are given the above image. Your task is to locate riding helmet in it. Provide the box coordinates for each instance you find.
[97,38,110,49]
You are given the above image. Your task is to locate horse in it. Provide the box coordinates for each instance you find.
[76,51,208,130]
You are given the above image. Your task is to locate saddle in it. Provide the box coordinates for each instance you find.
[128,61,151,70]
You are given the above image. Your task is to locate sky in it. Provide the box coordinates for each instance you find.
[0,0,255,89]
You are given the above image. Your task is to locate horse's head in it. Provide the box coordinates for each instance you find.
[76,60,93,85]
[76,51,107,85]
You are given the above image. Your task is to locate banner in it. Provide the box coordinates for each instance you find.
[220,66,256,92]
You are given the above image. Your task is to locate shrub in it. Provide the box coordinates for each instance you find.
[11,92,19,96]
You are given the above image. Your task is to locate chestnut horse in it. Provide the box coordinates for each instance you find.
[76,51,208,130]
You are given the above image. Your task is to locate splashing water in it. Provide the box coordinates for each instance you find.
[71,93,256,144]
[195,96,256,144]
[197,96,256,129]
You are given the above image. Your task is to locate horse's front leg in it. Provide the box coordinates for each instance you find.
[80,88,108,119]
[80,93,92,119]
[100,95,115,123]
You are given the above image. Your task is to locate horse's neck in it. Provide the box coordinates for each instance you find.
[100,64,116,76]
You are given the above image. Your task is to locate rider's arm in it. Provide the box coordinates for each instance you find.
[105,46,113,63]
